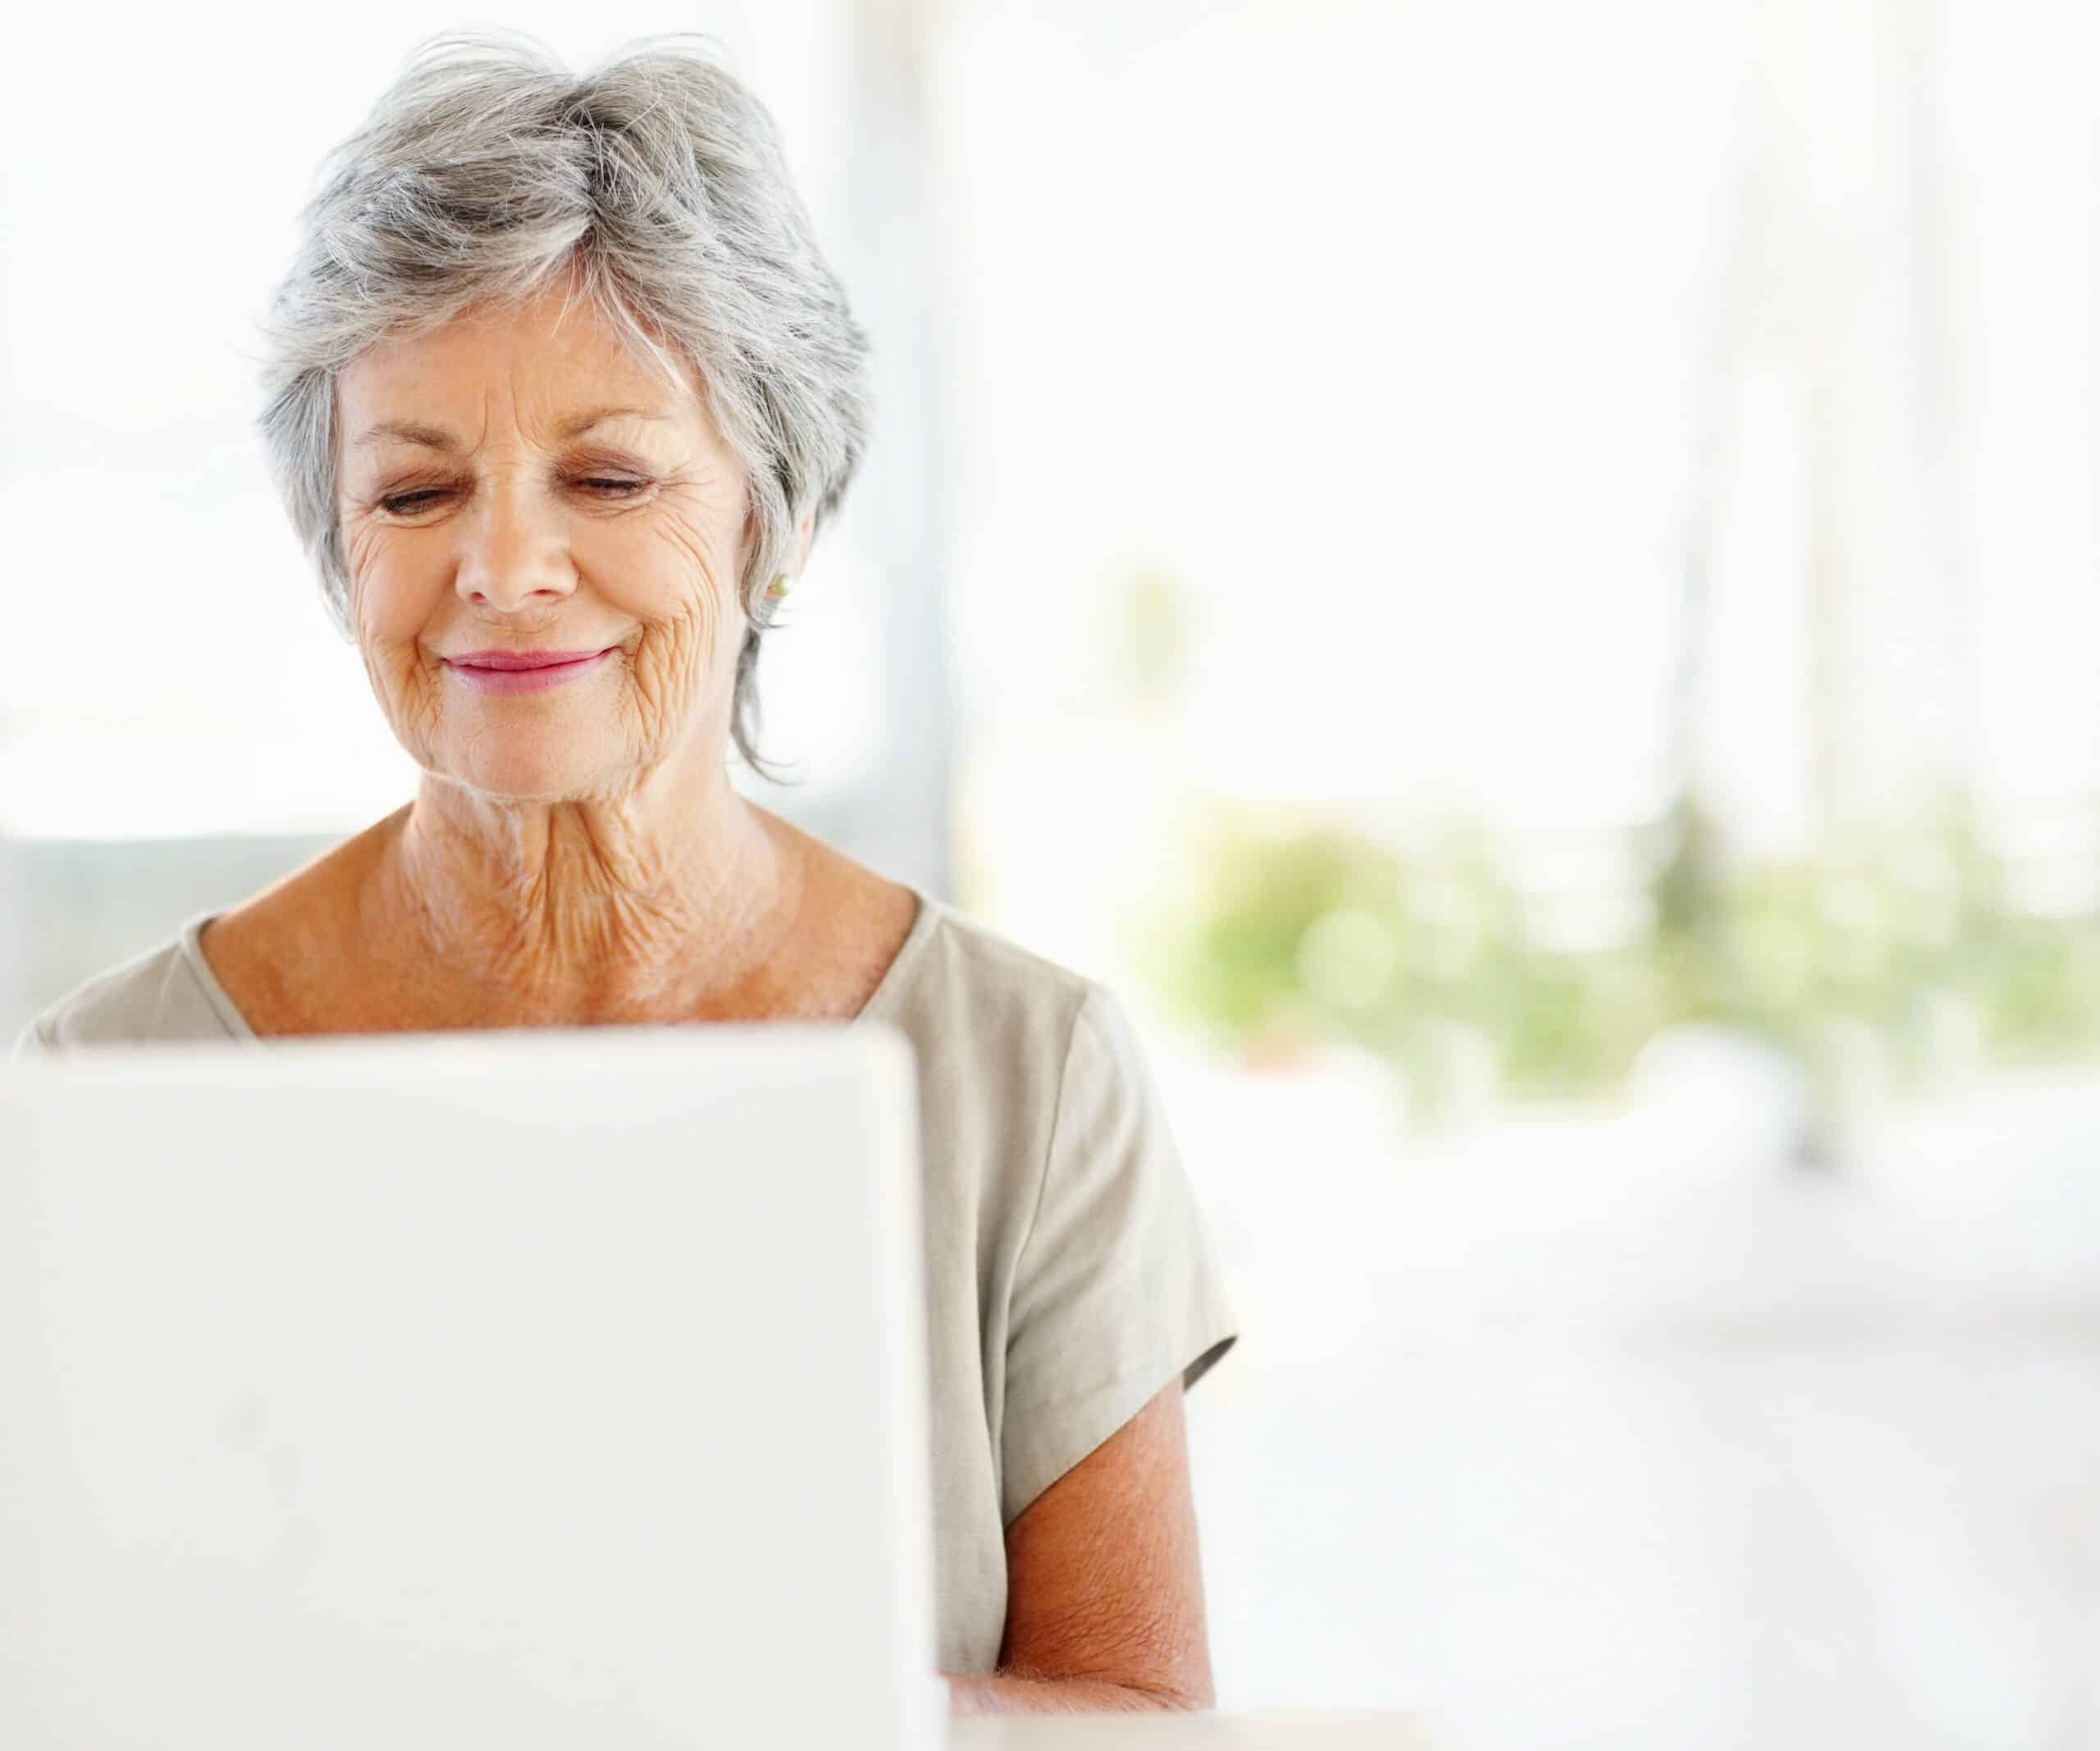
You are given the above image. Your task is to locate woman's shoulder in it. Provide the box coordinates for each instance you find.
[874,891,1189,1177]
[874,892,1102,1063]
[13,919,247,1055]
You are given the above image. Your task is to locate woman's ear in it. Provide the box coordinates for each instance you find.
[789,507,816,579]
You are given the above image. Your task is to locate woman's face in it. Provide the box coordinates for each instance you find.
[335,282,752,801]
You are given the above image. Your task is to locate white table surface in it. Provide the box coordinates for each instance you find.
[949,1709,1426,1749]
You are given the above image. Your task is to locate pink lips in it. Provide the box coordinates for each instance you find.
[444,647,615,695]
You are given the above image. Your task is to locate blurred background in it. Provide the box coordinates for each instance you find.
[5,0,2099,1743]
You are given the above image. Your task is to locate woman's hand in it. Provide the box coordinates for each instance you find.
[942,1379,1214,1716]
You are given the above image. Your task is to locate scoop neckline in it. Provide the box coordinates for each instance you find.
[172,881,944,1043]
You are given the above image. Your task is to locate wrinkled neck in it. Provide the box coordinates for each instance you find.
[365,750,800,1024]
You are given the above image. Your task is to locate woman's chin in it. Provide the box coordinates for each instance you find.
[424,744,624,806]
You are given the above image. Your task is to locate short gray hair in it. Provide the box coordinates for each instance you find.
[257,30,874,781]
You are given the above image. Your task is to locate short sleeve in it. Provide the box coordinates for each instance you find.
[998,983,1239,1528]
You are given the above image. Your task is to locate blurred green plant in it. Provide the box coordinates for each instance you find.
[1135,788,2100,1120]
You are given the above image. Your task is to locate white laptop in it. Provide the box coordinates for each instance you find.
[0,1024,947,1751]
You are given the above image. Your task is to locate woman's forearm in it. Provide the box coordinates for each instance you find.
[943,1671,1208,1717]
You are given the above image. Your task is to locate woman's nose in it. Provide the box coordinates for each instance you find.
[454,488,576,612]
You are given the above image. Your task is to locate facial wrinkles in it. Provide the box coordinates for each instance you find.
[620,470,744,760]
[334,284,757,812]
[346,416,687,773]
[308,285,816,1024]
[343,512,444,766]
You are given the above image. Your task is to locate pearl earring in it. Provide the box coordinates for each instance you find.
[765,572,792,600]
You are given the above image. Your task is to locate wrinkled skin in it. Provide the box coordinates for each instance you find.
[336,277,774,806]
[290,272,827,1023]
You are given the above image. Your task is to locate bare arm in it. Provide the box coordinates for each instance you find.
[943,1378,1215,1717]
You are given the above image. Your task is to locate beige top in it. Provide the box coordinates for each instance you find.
[9,885,1239,1675]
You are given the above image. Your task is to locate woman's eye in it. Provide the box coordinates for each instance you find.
[374,477,644,514]
[380,488,450,514]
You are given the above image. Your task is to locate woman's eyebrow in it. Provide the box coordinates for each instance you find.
[352,418,459,452]
[350,407,669,450]
[557,406,669,439]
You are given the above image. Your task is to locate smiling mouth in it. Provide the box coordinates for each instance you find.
[443,648,615,694]
[447,648,612,671]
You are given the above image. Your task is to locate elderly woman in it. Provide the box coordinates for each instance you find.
[11,30,1237,1719]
